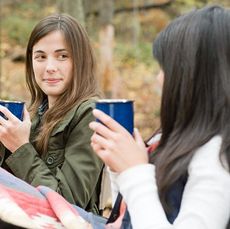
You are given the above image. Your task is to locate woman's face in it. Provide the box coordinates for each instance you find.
[157,69,164,88]
[32,30,73,107]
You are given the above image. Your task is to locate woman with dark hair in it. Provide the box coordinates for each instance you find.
[0,14,103,214]
[89,5,230,228]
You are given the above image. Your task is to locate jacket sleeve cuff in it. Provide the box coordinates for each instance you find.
[5,143,40,181]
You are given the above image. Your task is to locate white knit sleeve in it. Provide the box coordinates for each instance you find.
[117,164,170,229]
[173,136,230,229]
[116,136,230,229]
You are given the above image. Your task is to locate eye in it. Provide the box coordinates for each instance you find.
[34,54,46,61]
[57,53,69,61]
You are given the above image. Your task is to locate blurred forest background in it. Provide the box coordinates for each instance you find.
[1,0,230,140]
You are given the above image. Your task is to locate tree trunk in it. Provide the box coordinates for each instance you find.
[98,0,114,98]
[58,0,85,26]
[132,0,140,48]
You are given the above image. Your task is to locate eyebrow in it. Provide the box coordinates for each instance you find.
[33,49,68,54]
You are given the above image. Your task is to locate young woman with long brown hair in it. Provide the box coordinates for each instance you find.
[0,13,103,214]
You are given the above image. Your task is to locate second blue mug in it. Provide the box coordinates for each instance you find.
[95,99,134,134]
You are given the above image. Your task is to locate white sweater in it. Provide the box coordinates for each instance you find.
[109,136,230,229]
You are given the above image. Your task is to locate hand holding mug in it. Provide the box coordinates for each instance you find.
[89,100,148,173]
[0,101,31,152]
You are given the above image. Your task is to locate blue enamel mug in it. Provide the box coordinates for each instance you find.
[0,100,24,121]
[95,99,134,134]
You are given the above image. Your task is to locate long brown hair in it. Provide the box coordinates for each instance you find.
[26,13,100,154]
[152,5,230,212]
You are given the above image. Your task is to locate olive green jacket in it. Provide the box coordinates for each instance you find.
[0,99,104,214]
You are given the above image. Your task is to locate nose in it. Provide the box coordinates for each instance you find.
[46,58,57,74]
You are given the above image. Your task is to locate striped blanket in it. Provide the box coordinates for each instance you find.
[0,167,108,229]
[0,136,161,229]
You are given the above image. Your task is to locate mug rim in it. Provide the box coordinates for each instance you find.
[96,99,133,103]
[0,100,24,104]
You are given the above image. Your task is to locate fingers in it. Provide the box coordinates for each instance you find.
[89,121,114,139]
[91,141,105,156]
[91,131,115,151]
[91,140,115,169]
[0,105,19,122]
[91,142,101,151]
[0,115,8,126]
[92,109,127,133]
[22,106,31,123]
[133,128,146,149]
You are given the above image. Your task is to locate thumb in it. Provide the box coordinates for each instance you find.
[23,106,31,122]
[133,128,146,149]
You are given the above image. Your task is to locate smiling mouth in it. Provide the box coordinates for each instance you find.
[44,79,62,83]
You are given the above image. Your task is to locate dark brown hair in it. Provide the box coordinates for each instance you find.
[152,5,230,212]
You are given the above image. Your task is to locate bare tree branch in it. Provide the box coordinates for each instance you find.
[86,0,175,17]
[115,0,175,13]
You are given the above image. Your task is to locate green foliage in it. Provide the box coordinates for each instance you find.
[176,0,205,9]
[1,1,55,47]
[154,108,161,118]
[114,42,153,67]
[2,15,35,46]
[137,43,154,66]
[174,0,230,14]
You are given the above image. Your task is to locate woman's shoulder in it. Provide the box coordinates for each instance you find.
[190,135,230,175]
[190,135,222,165]
[77,98,96,110]
[194,135,222,155]
[51,99,96,136]
[65,98,98,125]
[56,98,96,127]
[72,98,97,116]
